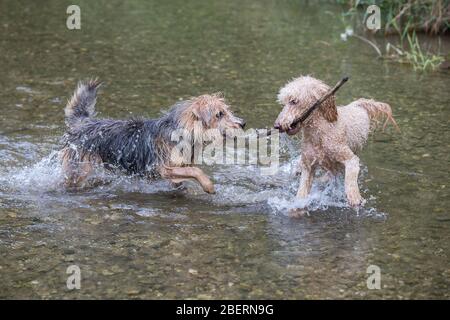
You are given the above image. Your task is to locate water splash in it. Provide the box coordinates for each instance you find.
[0,137,385,218]
[205,153,385,218]
[1,151,64,193]
[267,175,348,212]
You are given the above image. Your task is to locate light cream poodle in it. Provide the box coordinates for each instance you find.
[274,75,398,207]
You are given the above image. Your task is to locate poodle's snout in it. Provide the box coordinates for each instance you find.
[274,121,285,131]
[274,113,287,131]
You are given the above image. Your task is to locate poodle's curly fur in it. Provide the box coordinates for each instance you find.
[274,75,398,206]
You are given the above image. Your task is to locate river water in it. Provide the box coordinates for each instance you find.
[0,0,449,299]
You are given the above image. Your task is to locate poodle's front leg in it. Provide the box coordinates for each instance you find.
[296,161,313,199]
[160,166,215,194]
[343,155,363,207]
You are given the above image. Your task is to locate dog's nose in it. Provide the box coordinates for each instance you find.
[240,121,246,129]
[274,123,281,130]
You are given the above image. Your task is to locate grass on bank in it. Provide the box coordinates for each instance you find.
[338,0,449,71]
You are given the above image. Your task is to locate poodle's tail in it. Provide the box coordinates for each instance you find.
[356,98,400,132]
[65,78,101,127]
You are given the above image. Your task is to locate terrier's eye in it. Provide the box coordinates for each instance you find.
[216,111,224,119]
[289,99,298,105]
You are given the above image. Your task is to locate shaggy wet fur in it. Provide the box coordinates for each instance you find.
[61,79,245,192]
[274,75,398,207]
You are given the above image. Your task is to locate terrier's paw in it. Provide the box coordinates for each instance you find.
[203,183,216,194]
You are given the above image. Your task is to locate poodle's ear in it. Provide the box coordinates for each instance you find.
[212,92,224,99]
[320,95,338,122]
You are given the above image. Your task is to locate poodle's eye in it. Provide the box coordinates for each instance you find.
[216,111,224,119]
[289,99,298,105]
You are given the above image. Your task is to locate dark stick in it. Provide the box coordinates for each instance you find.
[290,76,349,127]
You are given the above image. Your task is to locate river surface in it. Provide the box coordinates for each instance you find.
[0,0,449,299]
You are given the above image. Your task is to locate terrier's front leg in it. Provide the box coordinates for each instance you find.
[160,166,215,194]
[191,167,215,194]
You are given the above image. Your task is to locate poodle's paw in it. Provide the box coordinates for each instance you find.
[288,208,308,218]
[347,192,363,207]
[296,189,309,199]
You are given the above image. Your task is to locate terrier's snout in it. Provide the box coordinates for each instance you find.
[234,117,246,129]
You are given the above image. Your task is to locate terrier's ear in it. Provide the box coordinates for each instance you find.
[192,103,212,127]
[320,95,338,122]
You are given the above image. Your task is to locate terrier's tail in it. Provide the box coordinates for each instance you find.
[65,78,101,127]
[355,98,400,132]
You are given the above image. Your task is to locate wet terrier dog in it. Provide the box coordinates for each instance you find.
[60,79,245,193]
[274,75,398,207]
